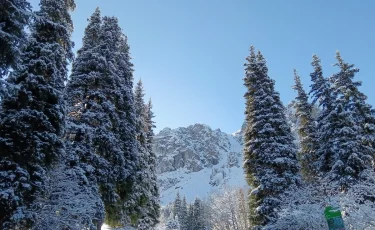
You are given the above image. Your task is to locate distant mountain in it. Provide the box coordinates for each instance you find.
[153,124,248,205]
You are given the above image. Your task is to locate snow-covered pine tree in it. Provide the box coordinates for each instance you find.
[173,191,182,219]
[135,95,160,229]
[243,47,301,228]
[64,7,106,227]
[179,196,188,230]
[186,204,194,230]
[30,160,105,230]
[309,54,337,176]
[132,79,152,228]
[0,0,31,77]
[144,98,161,225]
[108,16,139,227]
[325,51,375,188]
[166,214,181,230]
[292,70,318,181]
[332,51,375,152]
[0,0,75,228]
[192,198,205,230]
[65,11,138,227]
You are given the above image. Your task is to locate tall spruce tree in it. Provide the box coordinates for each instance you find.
[186,204,194,230]
[292,70,318,181]
[309,54,337,176]
[64,8,106,227]
[179,196,188,230]
[243,47,300,228]
[192,198,205,230]
[133,79,154,228]
[325,52,375,188]
[65,12,137,227]
[173,191,182,219]
[0,0,75,228]
[135,95,160,228]
[98,16,137,227]
[144,98,160,225]
[333,52,375,160]
[0,0,31,77]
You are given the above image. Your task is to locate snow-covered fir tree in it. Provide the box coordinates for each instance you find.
[186,204,194,230]
[309,54,337,176]
[144,98,161,225]
[243,47,301,228]
[0,0,31,77]
[292,70,318,181]
[325,51,375,188]
[192,198,206,230]
[64,8,106,227]
[30,160,104,230]
[65,10,138,227]
[179,196,188,230]
[165,214,181,230]
[173,191,182,219]
[132,79,148,225]
[0,0,75,228]
[132,80,160,229]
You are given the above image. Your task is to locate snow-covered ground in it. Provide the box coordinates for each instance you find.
[101,224,135,230]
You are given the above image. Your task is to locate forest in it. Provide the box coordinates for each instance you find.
[1,0,375,230]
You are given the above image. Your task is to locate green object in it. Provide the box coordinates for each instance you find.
[324,206,345,230]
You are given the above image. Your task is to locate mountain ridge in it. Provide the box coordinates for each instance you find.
[153,123,248,205]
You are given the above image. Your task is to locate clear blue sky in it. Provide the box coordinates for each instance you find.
[30,0,375,133]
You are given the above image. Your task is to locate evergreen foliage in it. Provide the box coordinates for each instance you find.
[292,70,318,180]
[133,80,160,228]
[0,0,31,77]
[65,9,137,227]
[186,204,194,230]
[309,54,337,176]
[243,47,301,228]
[192,198,205,230]
[173,191,182,219]
[309,53,375,189]
[145,98,161,224]
[0,0,75,228]
[179,196,188,230]
[327,52,374,187]
[166,214,181,230]
[64,7,106,227]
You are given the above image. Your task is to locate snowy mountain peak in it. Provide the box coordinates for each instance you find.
[154,124,247,204]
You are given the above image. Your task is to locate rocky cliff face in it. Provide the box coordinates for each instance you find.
[154,124,235,173]
[153,124,247,204]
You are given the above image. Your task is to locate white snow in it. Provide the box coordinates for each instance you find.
[157,128,249,205]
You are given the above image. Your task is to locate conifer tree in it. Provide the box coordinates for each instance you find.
[325,52,375,188]
[0,0,75,228]
[64,7,105,227]
[65,11,137,227]
[292,70,318,180]
[144,98,161,225]
[166,214,181,230]
[309,55,337,176]
[179,196,188,230]
[192,198,205,230]
[173,191,182,219]
[133,79,160,228]
[0,0,31,77]
[135,97,160,228]
[243,47,300,228]
[186,204,194,230]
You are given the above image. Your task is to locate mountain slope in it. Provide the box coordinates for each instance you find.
[153,124,248,205]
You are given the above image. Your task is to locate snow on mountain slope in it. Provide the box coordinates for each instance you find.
[101,224,135,230]
[153,124,248,205]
